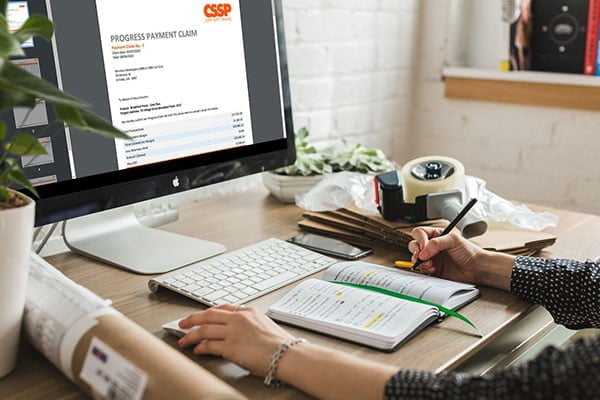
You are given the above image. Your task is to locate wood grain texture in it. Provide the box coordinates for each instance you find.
[445,77,600,111]
[2,187,599,399]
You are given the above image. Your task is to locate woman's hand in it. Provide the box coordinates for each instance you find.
[409,227,487,285]
[409,227,515,291]
[178,305,295,377]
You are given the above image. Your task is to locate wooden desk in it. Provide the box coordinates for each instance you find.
[2,187,599,399]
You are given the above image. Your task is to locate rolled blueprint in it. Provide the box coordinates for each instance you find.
[24,254,244,400]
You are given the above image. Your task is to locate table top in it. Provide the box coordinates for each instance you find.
[2,187,600,400]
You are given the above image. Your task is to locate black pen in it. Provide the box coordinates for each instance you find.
[412,198,479,271]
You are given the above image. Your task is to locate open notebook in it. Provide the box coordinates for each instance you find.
[267,262,479,351]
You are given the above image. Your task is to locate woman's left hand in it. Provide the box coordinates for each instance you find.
[178,305,295,377]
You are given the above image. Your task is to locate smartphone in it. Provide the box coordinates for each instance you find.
[287,233,373,260]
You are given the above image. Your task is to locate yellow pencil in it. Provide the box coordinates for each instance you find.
[394,261,414,270]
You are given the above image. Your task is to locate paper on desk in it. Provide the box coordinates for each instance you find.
[324,262,475,306]
[24,254,116,380]
[269,279,433,339]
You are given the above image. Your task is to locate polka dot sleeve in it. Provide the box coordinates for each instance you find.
[384,334,600,400]
[511,256,600,329]
[383,257,600,399]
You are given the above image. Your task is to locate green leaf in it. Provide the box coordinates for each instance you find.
[0,88,37,110]
[0,1,8,16]
[0,26,23,58]
[5,133,47,155]
[0,61,82,107]
[0,186,9,203]
[14,15,54,44]
[296,127,309,141]
[7,164,38,197]
[55,104,130,140]
[0,121,5,141]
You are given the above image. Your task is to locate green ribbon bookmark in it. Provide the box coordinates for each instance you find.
[331,281,482,337]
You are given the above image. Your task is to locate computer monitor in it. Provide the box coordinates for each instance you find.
[5,0,295,274]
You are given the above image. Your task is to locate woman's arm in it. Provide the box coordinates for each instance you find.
[509,257,600,329]
[178,306,397,400]
[277,342,397,400]
[178,305,600,400]
[411,227,600,329]
[384,333,600,400]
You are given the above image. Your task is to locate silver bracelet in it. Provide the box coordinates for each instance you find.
[264,338,307,388]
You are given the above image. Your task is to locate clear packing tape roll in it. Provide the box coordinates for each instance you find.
[401,156,466,203]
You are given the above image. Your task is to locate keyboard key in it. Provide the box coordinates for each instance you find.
[204,290,228,302]
[233,283,247,290]
[192,287,212,297]
[242,288,259,296]
[253,272,297,291]
[224,295,240,303]
[293,267,308,275]
[182,284,200,293]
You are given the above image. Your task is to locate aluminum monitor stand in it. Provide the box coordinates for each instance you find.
[63,206,226,275]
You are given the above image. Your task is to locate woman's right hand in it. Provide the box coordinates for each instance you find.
[409,227,487,285]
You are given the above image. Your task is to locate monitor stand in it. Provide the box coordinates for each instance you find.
[63,206,226,275]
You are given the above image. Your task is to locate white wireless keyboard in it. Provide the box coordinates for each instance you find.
[148,238,336,307]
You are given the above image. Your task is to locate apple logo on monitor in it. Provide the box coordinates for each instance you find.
[172,176,180,188]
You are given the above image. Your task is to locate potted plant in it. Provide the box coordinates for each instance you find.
[0,8,128,378]
[263,128,395,203]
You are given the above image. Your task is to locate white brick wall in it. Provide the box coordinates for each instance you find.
[285,0,419,149]
[403,0,600,216]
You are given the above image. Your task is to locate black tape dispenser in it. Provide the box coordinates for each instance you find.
[374,156,488,238]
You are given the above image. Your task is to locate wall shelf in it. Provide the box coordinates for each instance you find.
[443,67,600,111]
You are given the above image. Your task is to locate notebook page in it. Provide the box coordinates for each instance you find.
[268,279,434,340]
[323,262,476,306]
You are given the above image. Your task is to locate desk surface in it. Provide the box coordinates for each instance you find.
[2,187,600,400]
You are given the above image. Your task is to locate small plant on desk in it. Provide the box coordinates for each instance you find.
[0,5,129,379]
[263,127,395,202]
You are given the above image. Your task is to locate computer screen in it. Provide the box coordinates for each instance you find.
[5,0,294,226]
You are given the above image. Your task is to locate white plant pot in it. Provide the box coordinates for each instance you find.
[263,172,325,203]
[0,191,34,379]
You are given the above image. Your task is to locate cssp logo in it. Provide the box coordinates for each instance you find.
[204,3,232,18]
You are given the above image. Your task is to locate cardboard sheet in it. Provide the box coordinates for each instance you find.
[299,211,557,257]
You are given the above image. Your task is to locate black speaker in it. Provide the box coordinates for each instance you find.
[531,0,589,73]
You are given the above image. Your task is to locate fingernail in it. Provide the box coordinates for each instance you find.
[420,250,429,259]
[178,339,185,346]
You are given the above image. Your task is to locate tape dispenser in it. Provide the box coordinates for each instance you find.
[374,156,488,238]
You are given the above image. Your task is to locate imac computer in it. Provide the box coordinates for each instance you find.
[5,0,295,274]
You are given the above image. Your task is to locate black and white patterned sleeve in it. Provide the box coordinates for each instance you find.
[511,256,600,329]
[384,334,600,400]
[383,257,600,399]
